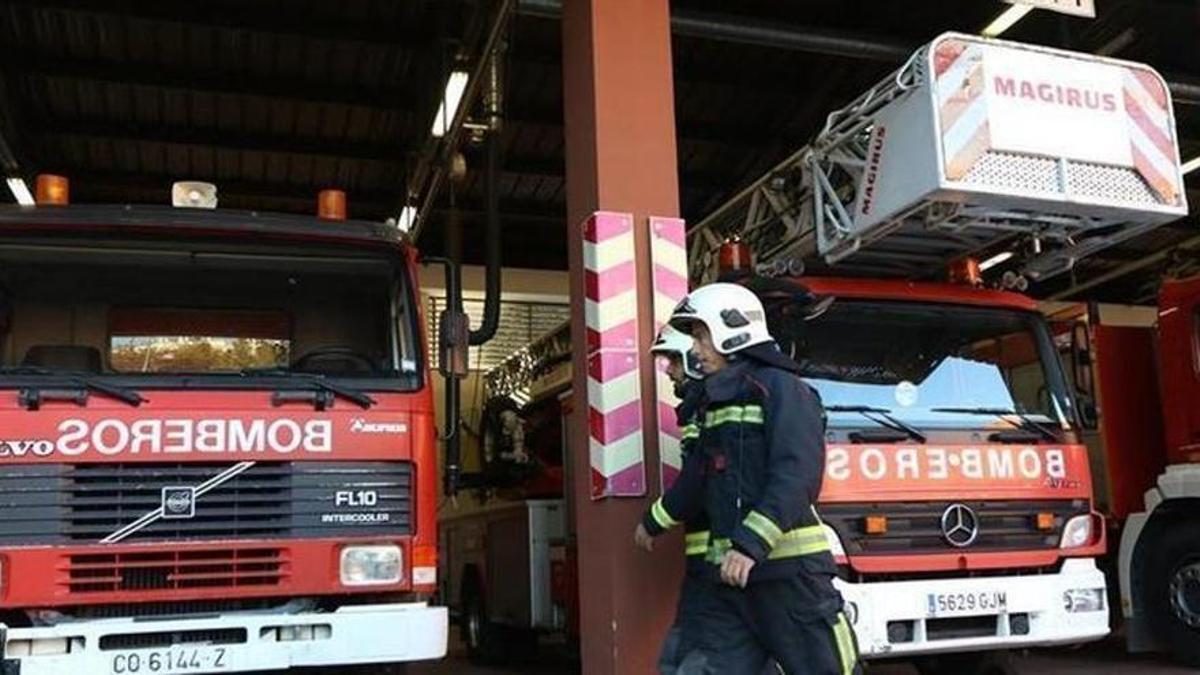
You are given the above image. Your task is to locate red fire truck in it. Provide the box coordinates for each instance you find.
[684,31,1188,671]
[1049,276,1200,665]
[0,179,450,674]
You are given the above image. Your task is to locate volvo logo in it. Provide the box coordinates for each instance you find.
[940,503,979,548]
[161,486,196,519]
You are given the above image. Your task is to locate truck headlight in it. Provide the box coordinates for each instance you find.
[340,545,402,586]
[1063,588,1105,613]
[1060,515,1094,548]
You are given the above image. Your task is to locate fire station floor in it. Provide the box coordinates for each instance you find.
[394,635,1192,674]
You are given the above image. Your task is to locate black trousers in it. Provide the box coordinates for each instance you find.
[677,574,861,675]
[658,574,708,674]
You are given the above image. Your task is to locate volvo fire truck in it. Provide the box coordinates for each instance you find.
[686,32,1188,669]
[0,179,449,674]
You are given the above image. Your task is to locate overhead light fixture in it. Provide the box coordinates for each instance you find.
[1182,156,1200,175]
[982,4,1034,37]
[431,71,470,138]
[395,206,417,233]
[5,177,34,206]
[979,251,1015,271]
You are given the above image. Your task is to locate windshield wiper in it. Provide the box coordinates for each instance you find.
[930,407,1059,441]
[0,366,143,407]
[239,368,376,409]
[825,404,926,443]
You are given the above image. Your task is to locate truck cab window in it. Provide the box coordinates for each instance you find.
[109,308,291,373]
[781,300,1074,431]
[0,238,421,391]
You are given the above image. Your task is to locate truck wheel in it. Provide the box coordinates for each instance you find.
[1143,522,1200,666]
[461,573,506,664]
[915,650,1017,675]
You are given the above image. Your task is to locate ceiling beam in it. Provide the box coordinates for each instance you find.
[15,53,782,149]
[4,0,440,49]
[518,0,912,62]
[35,118,412,163]
[10,51,421,111]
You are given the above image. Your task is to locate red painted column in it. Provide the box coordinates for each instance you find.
[562,0,683,672]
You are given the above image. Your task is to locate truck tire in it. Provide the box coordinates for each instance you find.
[915,650,1018,675]
[460,571,506,665]
[1142,522,1200,666]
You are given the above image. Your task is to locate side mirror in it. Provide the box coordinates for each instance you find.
[1077,395,1099,431]
[438,309,470,379]
[1070,321,1094,398]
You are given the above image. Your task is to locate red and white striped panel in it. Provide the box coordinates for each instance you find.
[583,211,645,499]
[1123,67,1181,205]
[649,216,688,490]
[935,39,991,181]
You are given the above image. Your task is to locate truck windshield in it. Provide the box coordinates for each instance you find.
[0,237,422,391]
[783,300,1074,431]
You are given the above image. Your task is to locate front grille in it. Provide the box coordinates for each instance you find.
[100,628,247,651]
[61,598,288,619]
[0,461,412,544]
[64,548,286,594]
[822,499,1088,555]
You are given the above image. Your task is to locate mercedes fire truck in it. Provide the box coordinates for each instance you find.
[687,32,1188,670]
[0,180,449,674]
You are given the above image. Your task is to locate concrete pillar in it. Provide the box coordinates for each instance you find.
[562,0,683,672]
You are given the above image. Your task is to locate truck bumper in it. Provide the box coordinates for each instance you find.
[0,602,447,675]
[837,558,1109,659]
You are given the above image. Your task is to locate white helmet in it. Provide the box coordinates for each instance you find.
[650,324,702,379]
[670,282,772,355]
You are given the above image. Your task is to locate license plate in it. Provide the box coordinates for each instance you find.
[926,590,1007,617]
[110,646,230,674]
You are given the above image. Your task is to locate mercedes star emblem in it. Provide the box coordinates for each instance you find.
[940,503,979,548]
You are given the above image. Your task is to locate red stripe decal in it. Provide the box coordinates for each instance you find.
[933,39,967,78]
[652,217,686,248]
[585,260,637,303]
[653,263,689,302]
[583,212,633,244]
[1131,69,1168,110]
[939,63,983,134]
[945,121,991,180]
[590,468,607,499]
[1131,144,1177,204]
[586,319,638,353]
[604,463,646,495]
[589,399,643,445]
[1125,91,1176,160]
[588,350,639,382]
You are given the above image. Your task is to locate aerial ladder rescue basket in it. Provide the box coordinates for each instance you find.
[689,33,1189,282]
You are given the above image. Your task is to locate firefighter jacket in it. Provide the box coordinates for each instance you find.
[697,347,836,584]
[642,379,711,574]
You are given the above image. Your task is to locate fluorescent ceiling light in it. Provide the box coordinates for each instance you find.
[1182,156,1200,175]
[982,4,1034,37]
[979,251,1015,271]
[6,177,34,206]
[431,71,470,138]
[395,206,417,233]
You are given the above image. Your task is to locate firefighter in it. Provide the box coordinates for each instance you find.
[634,324,711,674]
[670,282,860,675]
